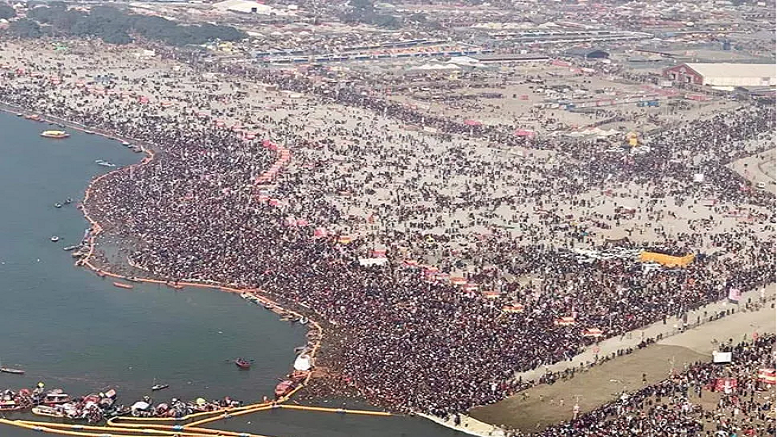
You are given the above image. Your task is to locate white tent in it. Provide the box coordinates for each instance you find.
[448,56,481,67]
[293,354,313,371]
[131,401,150,411]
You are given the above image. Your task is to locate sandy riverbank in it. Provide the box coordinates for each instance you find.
[471,284,776,431]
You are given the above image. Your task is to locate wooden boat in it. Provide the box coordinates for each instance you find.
[290,370,310,383]
[42,390,71,405]
[113,282,134,289]
[235,358,251,370]
[32,405,65,418]
[274,380,295,399]
[0,399,22,411]
[0,367,25,375]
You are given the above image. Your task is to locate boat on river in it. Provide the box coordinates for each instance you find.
[113,282,134,289]
[32,405,65,418]
[151,384,169,391]
[274,380,295,399]
[42,390,71,405]
[0,399,22,411]
[50,236,60,242]
[234,358,251,370]
[40,130,69,139]
[0,367,25,375]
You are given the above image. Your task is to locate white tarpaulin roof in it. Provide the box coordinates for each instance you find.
[131,401,150,410]
[294,354,312,371]
[359,257,388,266]
[409,63,461,71]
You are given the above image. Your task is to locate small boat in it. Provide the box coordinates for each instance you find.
[167,283,184,289]
[0,399,22,411]
[151,383,169,391]
[97,161,116,168]
[105,405,131,418]
[235,358,251,370]
[51,236,60,242]
[43,390,71,405]
[54,203,62,208]
[84,130,95,135]
[32,405,65,418]
[63,198,73,205]
[41,130,69,139]
[63,245,80,251]
[122,141,131,147]
[299,317,309,325]
[0,367,25,375]
[113,282,133,289]
[274,380,295,399]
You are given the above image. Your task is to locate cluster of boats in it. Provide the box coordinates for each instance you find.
[0,387,117,424]
[237,292,317,399]
[0,385,252,422]
[126,395,244,418]
[239,292,308,325]
[121,141,144,153]
[53,198,74,209]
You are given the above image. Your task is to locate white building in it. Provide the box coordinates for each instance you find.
[664,63,776,88]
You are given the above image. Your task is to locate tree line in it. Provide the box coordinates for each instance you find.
[4,2,245,46]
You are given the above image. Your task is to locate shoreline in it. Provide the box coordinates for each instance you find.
[1,69,768,432]
[0,101,324,409]
[2,100,773,437]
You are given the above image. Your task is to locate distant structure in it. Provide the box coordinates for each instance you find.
[663,63,776,87]
[564,48,609,60]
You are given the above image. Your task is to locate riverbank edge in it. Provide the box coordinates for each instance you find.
[5,99,770,437]
[0,100,325,407]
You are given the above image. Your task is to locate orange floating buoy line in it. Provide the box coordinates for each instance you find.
[113,282,133,289]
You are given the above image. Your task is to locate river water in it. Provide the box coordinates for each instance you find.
[0,112,461,437]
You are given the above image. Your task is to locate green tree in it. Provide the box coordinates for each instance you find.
[0,3,16,19]
[8,18,42,38]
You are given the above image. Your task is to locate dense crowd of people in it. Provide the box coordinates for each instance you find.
[0,41,774,422]
[526,334,776,437]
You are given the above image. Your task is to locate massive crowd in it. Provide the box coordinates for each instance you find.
[528,334,776,437]
[0,42,774,421]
